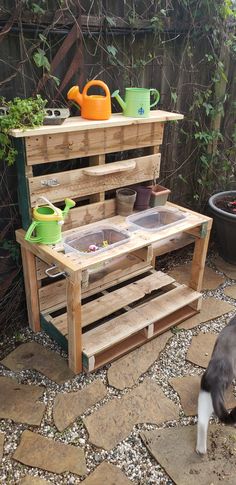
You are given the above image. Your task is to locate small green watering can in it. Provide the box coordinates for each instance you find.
[25,196,75,245]
[112,87,160,118]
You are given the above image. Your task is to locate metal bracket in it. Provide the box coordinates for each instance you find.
[41,178,60,187]
[45,264,66,278]
[200,222,208,238]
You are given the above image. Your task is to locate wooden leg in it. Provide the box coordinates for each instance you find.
[189,226,211,292]
[66,273,82,373]
[21,246,40,332]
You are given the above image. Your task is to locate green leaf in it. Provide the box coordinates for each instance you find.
[106,16,116,27]
[171,91,177,103]
[33,49,50,71]
[107,45,118,57]
[32,3,45,14]
[50,75,60,86]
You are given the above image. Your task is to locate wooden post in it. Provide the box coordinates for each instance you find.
[66,271,82,373]
[189,222,211,292]
[14,138,32,230]
[89,154,105,203]
[21,246,41,332]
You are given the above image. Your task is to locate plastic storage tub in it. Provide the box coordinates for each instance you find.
[126,207,187,232]
[63,224,130,256]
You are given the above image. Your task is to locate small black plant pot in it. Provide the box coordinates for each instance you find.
[208,190,236,264]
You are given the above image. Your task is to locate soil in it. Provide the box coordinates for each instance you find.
[215,195,236,215]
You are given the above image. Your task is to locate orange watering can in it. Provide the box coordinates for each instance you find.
[67,80,111,120]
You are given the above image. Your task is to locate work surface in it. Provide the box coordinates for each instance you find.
[10,110,184,138]
[16,202,211,273]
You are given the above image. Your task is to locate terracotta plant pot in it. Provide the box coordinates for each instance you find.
[148,184,171,207]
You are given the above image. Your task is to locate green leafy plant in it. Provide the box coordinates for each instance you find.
[0,95,47,165]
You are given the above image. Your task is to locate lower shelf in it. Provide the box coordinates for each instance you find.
[41,269,201,372]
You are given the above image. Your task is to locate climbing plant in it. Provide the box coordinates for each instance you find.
[0,0,236,208]
[0,0,236,334]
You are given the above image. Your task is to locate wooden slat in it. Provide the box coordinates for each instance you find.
[39,249,152,312]
[153,306,198,335]
[28,154,160,205]
[89,154,105,204]
[21,247,41,332]
[82,160,136,176]
[152,232,195,259]
[82,285,201,357]
[88,331,148,371]
[24,123,163,165]
[66,273,82,373]
[64,199,116,231]
[52,271,175,334]
[10,110,183,138]
[87,305,198,371]
[25,124,159,166]
[189,221,211,291]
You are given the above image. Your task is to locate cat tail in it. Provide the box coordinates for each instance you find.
[211,387,236,424]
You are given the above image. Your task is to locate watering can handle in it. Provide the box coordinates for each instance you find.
[25,221,42,243]
[150,89,160,108]
[83,80,110,98]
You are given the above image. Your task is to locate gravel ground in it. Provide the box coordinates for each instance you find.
[0,247,235,484]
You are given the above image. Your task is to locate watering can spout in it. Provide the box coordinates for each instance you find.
[63,198,76,218]
[111,90,126,111]
[67,86,83,108]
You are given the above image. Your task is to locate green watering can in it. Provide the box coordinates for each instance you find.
[112,87,160,118]
[25,196,75,245]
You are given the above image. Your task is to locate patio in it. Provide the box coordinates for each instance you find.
[0,252,235,484]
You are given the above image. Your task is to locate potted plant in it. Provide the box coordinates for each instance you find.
[208,190,236,264]
[0,97,70,166]
[0,95,47,165]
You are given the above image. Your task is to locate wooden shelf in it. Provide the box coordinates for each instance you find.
[10,110,184,138]
[82,160,136,176]
[41,270,201,371]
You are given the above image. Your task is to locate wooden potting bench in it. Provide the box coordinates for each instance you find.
[12,111,212,373]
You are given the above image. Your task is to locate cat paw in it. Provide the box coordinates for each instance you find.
[196,447,207,455]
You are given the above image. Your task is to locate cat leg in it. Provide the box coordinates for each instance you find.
[196,389,213,455]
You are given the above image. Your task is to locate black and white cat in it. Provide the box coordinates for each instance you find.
[196,315,236,455]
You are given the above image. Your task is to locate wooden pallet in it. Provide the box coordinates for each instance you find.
[12,112,212,373]
[41,270,201,371]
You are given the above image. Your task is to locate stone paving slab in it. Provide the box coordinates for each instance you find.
[108,331,172,390]
[83,378,179,450]
[187,332,217,368]
[178,297,234,330]
[0,376,45,426]
[224,284,236,299]
[1,342,74,384]
[19,476,51,484]
[81,461,132,484]
[214,256,236,280]
[13,430,87,476]
[168,264,225,290]
[169,375,235,416]
[141,424,236,484]
[53,380,107,431]
[0,432,5,463]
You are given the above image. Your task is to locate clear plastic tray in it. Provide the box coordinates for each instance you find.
[63,224,130,256]
[126,207,187,232]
